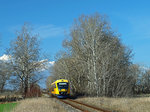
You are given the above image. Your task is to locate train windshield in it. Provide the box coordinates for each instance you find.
[57,82,68,89]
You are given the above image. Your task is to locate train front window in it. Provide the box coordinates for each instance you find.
[57,82,68,89]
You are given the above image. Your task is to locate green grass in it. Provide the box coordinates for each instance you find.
[0,103,17,112]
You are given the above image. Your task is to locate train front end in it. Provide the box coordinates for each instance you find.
[50,79,70,98]
[57,81,70,98]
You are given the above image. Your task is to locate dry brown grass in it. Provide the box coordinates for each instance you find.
[11,97,67,112]
[76,97,150,112]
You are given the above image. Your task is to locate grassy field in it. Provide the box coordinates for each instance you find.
[0,103,17,112]
[76,97,150,112]
[2,95,150,112]
[11,97,67,112]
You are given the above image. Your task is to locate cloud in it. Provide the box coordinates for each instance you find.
[49,61,55,65]
[34,24,66,39]
[140,65,149,71]
[0,54,11,61]
[8,24,67,39]
[38,59,55,72]
[0,54,54,71]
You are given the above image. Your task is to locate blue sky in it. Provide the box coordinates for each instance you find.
[1,0,150,66]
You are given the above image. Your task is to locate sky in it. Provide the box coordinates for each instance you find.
[0,0,150,66]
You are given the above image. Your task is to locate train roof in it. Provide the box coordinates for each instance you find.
[51,79,69,85]
[56,79,68,83]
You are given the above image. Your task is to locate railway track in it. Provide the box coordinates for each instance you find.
[57,98,113,112]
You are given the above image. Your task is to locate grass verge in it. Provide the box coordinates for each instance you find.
[11,97,66,112]
[76,97,150,112]
[0,103,17,112]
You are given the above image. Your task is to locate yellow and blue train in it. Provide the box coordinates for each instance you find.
[50,79,70,98]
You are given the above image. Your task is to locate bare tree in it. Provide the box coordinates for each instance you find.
[51,13,133,97]
[141,68,150,93]
[46,75,54,91]
[0,61,12,93]
[128,65,150,95]
[7,24,46,97]
[128,64,141,94]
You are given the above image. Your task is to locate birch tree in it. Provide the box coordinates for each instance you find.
[51,13,133,97]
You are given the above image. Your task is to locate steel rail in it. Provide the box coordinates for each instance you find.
[67,99,112,112]
[57,98,113,112]
[57,98,88,112]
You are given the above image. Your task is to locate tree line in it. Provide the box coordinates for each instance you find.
[0,13,150,97]
[46,13,150,97]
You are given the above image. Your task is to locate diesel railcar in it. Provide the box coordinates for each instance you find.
[50,79,70,98]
